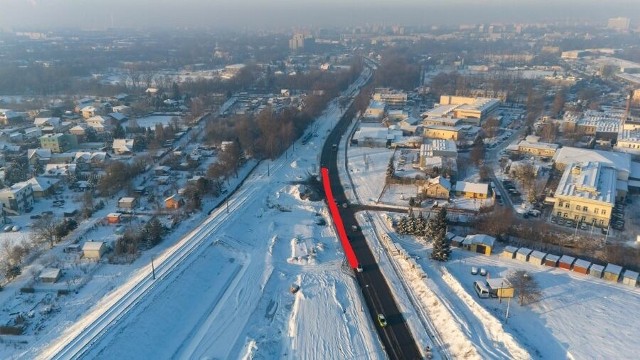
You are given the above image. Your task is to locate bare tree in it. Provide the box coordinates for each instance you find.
[508,270,542,306]
[32,214,59,248]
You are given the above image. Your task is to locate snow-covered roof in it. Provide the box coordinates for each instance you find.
[28,148,52,159]
[559,255,576,264]
[604,263,623,275]
[590,264,605,273]
[631,162,640,179]
[518,140,559,151]
[544,254,560,262]
[82,241,105,251]
[517,247,533,256]
[555,162,616,206]
[462,234,495,247]
[454,181,489,195]
[486,278,512,289]
[39,268,61,279]
[553,147,631,175]
[503,246,518,253]
[574,259,591,268]
[428,176,451,190]
[623,270,639,280]
[530,250,546,259]
[109,112,127,122]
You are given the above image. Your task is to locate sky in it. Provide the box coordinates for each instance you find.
[0,0,639,30]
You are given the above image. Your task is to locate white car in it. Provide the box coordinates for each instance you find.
[479,268,487,276]
[3,225,12,232]
[471,266,479,275]
[11,226,21,232]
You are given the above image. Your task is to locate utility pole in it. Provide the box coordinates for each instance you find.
[505,294,511,323]
[151,256,156,280]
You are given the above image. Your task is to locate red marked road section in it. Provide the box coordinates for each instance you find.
[321,167,359,268]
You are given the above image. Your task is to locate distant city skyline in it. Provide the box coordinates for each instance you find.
[0,0,639,31]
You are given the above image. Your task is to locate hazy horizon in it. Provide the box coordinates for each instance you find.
[1,0,639,31]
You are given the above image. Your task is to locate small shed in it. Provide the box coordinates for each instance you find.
[589,264,604,278]
[572,259,591,274]
[461,234,495,255]
[502,246,518,259]
[118,197,137,209]
[451,236,465,247]
[486,278,514,298]
[544,253,560,267]
[165,194,184,209]
[558,255,576,270]
[83,241,107,260]
[603,264,623,282]
[528,251,547,265]
[39,268,61,283]
[622,270,638,287]
[107,212,122,224]
[515,247,532,262]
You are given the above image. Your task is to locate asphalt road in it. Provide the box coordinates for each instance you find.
[320,103,422,359]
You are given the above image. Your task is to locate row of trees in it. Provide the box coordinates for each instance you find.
[396,208,451,262]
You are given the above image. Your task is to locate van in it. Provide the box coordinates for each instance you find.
[474,281,490,298]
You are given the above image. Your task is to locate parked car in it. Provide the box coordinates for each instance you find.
[479,268,487,276]
[11,226,20,232]
[3,225,12,232]
[471,266,479,275]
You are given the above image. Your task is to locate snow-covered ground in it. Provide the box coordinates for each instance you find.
[17,68,384,360]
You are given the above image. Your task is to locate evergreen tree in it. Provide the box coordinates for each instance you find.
[386,157,395,179]
[428,208,450,261]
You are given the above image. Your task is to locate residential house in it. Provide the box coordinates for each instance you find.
[39,133,77,153]
[82,241,107,260]
[165,194,184,209]
[24,127,43,139]
[28,148,52,165]
[33,117,61,131]
[69,124,87,137]
[118,197,137,209]
[0,182,34,214]
[112,139,135,155]
[453,181,489,199]
[86,115,111,132]
[25,177,59,198]
[81,106,98,119]
[39,268,61,283]
[420,176,451,199]
[106,212,122,224]
[108,112,127,123]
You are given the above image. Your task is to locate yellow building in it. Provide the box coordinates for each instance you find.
[424,125,461,141]
[486,278,515,298]
[552,162,616,227]
[453,181,489,199]
[517,135,558,158]
[420,176,451,199]
[461,234,495,255]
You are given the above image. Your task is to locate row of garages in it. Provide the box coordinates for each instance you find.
[503,246,639,287]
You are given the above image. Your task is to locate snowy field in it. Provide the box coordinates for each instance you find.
[387,229,640,360]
